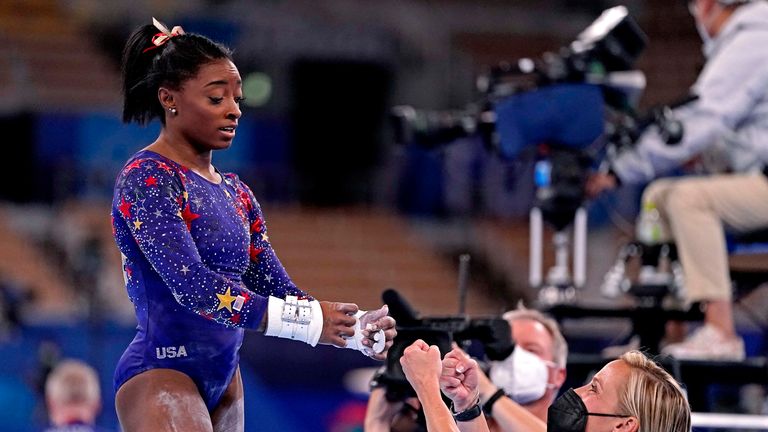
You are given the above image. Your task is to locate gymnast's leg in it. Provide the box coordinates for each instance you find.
[115,369,214,432]
[212,367,244,432]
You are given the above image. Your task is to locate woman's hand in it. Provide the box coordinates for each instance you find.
[440,348,480,412]
[359,305,397,361]
[400,339,442,396]
[318,301,358,347]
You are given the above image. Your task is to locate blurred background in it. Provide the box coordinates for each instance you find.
[2,0,762,431]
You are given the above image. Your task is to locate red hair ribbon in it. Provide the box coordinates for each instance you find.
[143,17,185,53]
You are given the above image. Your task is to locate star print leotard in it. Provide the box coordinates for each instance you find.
[111,150,310,410]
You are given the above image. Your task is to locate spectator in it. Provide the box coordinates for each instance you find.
[44,359,104,432]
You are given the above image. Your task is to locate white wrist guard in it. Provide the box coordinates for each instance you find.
[265,295,323,346]
[343,310,386,356]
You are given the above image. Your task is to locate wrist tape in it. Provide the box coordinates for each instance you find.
[343,310,386,356]
[265,295,323,346]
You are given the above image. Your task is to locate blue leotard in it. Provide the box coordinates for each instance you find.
[111,150,309,410]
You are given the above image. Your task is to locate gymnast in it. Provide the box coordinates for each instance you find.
[112,18,396,432]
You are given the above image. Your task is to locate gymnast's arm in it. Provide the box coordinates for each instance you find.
[114,161,291,331]
[232,176,395,352]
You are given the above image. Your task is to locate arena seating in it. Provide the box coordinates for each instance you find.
[0,0,120,112]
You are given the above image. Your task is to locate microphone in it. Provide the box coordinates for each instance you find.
[382,289,420,327]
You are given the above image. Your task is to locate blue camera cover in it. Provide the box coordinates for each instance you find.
[494,83,605,159]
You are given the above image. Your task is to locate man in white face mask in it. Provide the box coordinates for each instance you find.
[588,0,768,361]
[476,306,568,431]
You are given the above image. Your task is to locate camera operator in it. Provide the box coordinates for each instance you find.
[364,305,567,431]
[477,306,568,429]
[365,386,422,432]
[588,0,768,361]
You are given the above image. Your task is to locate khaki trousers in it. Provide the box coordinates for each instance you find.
[642,173,768,302]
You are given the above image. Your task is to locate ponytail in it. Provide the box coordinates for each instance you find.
[120,20,233,126]
[122,24,162,125]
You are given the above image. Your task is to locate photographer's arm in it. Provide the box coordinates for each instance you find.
[486,397,546,432]
[364,387,403,432]
[474,365,547,432]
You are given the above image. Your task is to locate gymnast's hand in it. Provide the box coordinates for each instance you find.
[359,305,397,361]
[318,301,358,347]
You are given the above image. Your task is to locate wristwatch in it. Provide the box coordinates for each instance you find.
[452,400,483,422]
[482,388,507,416]
[368,366,386,392]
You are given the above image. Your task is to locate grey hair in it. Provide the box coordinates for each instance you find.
[502,302,568,368]
[45,359,101,405]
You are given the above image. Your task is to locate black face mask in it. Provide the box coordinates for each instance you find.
[547,388,630,432]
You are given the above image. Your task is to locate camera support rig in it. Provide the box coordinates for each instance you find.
[530,205,588,305]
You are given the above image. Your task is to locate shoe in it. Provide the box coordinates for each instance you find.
[601,335,641,359]
[661,324,745,361]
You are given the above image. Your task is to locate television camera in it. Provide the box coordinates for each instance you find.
[391,6,690,304]
[373,288,514,403]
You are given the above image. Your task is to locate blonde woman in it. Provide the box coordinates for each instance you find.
[435,348,689,432]
[547,350,690,432]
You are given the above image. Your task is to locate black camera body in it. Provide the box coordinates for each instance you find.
[482,5,647,99]
[376,290,514,402]
[391,6,650,149]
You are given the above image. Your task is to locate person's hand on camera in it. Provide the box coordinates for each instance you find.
[440,347,480,412]
[364,386,404,432]
[400,339,442,396]
[586,171,619,198]
[359,305,397,361]
[318,301,358,347]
